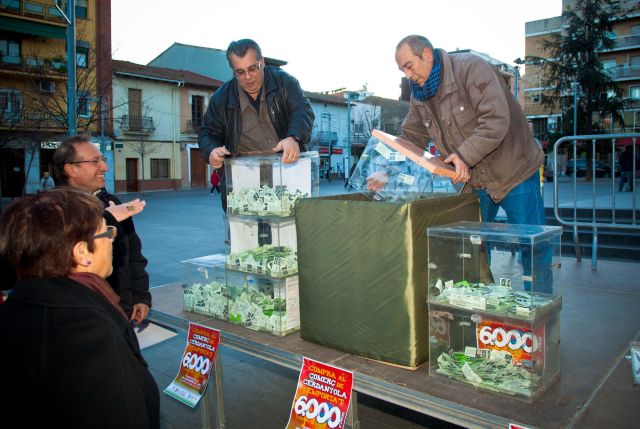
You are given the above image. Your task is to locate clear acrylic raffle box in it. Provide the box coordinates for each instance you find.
[181,254,228,320]
[225,270,300,337]
[182,254,300,336]
[225,152,320,216]
[225,215,298,278]
[426,221,562,401]
[347,137,460,202]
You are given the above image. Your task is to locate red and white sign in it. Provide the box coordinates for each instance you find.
[163,323,220,408]
[509,423,532,429]
[477,319,544,367]
[286,357,354,429]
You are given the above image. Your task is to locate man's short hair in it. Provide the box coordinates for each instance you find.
[226,39,263,67]
[396,35,434,57]
[52,134,92,184]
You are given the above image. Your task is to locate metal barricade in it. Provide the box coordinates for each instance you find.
[553,134,639,270]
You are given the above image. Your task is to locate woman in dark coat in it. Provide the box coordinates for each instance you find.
[0,188,159,428]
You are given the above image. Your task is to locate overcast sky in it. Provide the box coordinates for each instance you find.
[111,0,561,99]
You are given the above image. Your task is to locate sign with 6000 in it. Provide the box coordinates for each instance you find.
[476,319,544,367]
[286,357,353,429]
[163,323,220,408]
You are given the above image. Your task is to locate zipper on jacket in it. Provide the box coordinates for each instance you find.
[440,116,456,153]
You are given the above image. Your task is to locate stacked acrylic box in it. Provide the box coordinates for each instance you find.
[426,221,562,401]
[223,152,319,336]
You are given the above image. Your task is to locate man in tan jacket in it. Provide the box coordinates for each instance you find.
[396,35,545,226]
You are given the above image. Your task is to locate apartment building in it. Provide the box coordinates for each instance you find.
[111,60,222,192]
[0,0,111,196]
[524,0,640,138]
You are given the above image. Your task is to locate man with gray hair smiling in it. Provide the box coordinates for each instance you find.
[53,135,151,323]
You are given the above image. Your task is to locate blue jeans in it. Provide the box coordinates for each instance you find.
[619,171,634,192]
[473,171,545,225]
[473,172,553,294]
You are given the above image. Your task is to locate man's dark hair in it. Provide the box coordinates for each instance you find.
[0,188,103,280]
[396,35,434,57]
[226,39,263,68]
[52,134,92,184]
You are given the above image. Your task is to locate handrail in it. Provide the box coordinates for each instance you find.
[553,134,639,270]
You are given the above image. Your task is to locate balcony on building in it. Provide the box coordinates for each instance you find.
[0,109,66,131]
[1,0,69,78]
[608,34,640,52]
[606,64,640,81]
[183,118,202,135]
[119,115,155,135]
[0,53,67,77]
[317,130,338,144]
[0,0,69,24]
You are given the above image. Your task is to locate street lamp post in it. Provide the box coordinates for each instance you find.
[87,96,106,152]
[570,80,582,261]
[56,0,77,136]
[346,92,352,181]
[342,89,372,181]
[572,81,580,136]
[514,65,520,99]
[513,57,526,103]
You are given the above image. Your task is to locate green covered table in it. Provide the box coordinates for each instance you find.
[296,193,481,368]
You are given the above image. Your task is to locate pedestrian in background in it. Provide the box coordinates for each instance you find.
[40,171,55,192]
[210,169,221,194]
[618,144,637,192]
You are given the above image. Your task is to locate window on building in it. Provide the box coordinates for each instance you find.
[191,95,204,126]
[631,56,640,68]
[0,89,22,121]
[353,123,364,134]
[601,89,619,100]
[151,159,170,179]
[77,91,90,117]
[321,113,330,131]
[602,60,617,70]
[2,0,19,11]
[77,50,88,68]
[384,123,398,134]
[76,0,88,19]
[0,38,20,65]
[630,86,640,99]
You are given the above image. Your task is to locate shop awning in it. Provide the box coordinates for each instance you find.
[318,146,343,155]
[0,16,66,39]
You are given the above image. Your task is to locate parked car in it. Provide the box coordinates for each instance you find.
[565,159,619,177]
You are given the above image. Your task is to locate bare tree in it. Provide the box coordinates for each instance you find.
[0,37,118,197]
[126,139,161,194]
[353,101,381,143]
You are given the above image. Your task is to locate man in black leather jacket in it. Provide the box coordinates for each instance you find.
[53,136,151,323]
[198,39,314,176]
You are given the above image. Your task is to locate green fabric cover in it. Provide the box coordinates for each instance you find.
[295,193,481,367]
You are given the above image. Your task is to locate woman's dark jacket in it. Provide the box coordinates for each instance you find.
[198,65,315,160]
[0,277,160,428]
